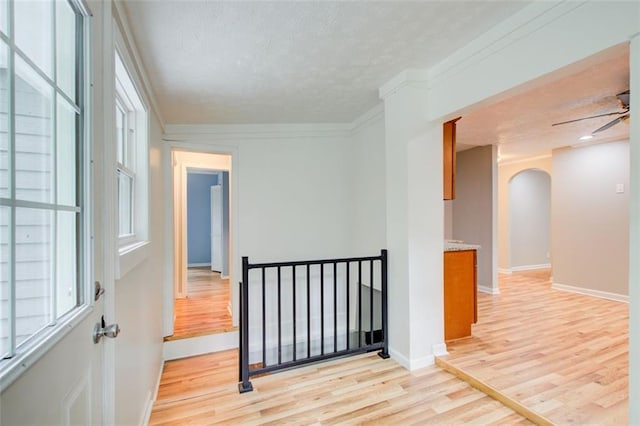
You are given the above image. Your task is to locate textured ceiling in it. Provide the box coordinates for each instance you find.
[123,1,529,124]
[457,46,630,162]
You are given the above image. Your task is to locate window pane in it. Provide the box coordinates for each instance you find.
[56,211,76,318]
[0,40,8,199]
[15,208,53,347]
[56,0,76,101]
[117,170,133,236]
[0,206,10,358]
[57,97,76,206]
[15,0,53,77]
[15,57,54,203]
[116,104,125,165]
[0,0,6,38]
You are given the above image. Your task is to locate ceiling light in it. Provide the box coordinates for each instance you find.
[579,135,594,141]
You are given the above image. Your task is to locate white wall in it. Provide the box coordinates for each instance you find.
[509,169,551,268]
[114,111,165,425]
[552,141,629,297]
[350,106,387,256]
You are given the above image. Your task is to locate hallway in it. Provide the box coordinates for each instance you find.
[167,267,234,340]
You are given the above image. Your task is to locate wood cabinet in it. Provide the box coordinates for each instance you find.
[443,117,461,200]
[444,249,477,341]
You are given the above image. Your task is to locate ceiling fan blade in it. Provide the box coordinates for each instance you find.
[552,110,627,127]
[592,114,628,134]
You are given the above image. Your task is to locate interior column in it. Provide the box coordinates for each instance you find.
[381,72,447,369]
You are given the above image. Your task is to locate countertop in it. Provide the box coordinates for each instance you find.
[444,240,481,252]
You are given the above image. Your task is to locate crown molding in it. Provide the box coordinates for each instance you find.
[378,68,429,101]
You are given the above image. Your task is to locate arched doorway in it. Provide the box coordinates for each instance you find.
[508,169,551,271]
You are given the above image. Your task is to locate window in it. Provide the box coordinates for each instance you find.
[0,0,88,368]
[114,45,148,277]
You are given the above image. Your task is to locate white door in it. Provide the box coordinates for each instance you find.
[211,185,223,272]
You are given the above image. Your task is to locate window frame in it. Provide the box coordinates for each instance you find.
[0,0,93,392]
[113,31,149,279]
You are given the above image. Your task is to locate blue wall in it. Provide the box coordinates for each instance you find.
[186,171,230,274]
[187,172,218,265]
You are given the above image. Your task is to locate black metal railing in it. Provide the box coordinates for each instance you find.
[238,249,389,393]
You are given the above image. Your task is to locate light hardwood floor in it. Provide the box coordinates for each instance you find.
[440,269,629,425]
[150,350,531,425]
[166,267,235,340]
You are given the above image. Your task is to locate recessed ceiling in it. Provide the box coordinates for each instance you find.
[122,1,530,124]
[457,45,630,162]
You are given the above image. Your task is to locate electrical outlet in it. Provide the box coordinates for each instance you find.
[616,183,624,194]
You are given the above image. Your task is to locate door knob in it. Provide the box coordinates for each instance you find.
[93,315,121,343]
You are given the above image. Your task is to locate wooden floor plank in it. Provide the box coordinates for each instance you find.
[440,269,628,425]
[167,267,235,341]
[149,352,531,425]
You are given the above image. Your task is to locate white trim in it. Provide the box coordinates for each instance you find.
[432,343,448,357]
[510,263,551,272]
[116,241,150,279]
[112,1,165,131]
[141,363,163,426]
[552,282,629,303]
[164,123,351,141]
[187,263,211,268]
[498,268,512,275]
[378,68,429,100]
[478,285,500,295]
[388,347,435,371]
[350,103,384,133]
[163,331,239,361]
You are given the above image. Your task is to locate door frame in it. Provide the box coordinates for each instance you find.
[210,184,224,272]
[163,142,240,337]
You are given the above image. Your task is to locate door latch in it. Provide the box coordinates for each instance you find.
[93,315,121,344]
[94,281,105,301]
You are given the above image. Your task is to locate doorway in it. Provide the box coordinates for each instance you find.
[169,150,234,340]
[508,169,551,272]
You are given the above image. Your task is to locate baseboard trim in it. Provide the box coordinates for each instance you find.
[552,282,628,303]
[478,285,500,295]
[163,330,239,361]
[497,268,512,275]
[389,347,435,371]
[141,390,154,426]
[435,357,553,426]
[510,263,551,272]
[187,263,211,268]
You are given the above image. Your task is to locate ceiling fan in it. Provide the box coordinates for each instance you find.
[552,90,630,135]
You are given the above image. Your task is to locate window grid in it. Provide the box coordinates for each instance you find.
[0,0,85,361]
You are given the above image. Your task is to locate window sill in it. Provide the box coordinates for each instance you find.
[116,240,150,280]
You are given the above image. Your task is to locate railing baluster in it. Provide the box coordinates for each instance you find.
[292,265,297,362]
[307,263,311,358]
[358,260,362,348]
[370,259,374,343]
[277,266,282,365]
[379,250,390,359]
[346,262,350,350]
[333,262,337,353]
[320,263,325,356]
[239,251,389,393]
[261,267,266,368]
[238,257,253,393]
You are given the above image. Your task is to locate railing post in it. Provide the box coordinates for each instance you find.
[378,249,390,359]
[238,256,254,393]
